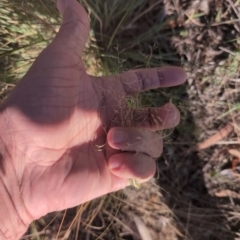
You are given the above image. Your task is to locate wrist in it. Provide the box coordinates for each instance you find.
[0,112,31,239]
[0,178,28,239]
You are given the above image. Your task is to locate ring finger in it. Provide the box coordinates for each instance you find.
[107,127,163,158]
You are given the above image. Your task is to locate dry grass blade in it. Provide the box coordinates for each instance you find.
[197,123,234,150]
[211,19,240,26]
[215,189,240,198]
[55,210,67,239]
[133,215,153,240]
[103,210,137,237]
[227,0,240,25]
[228,149,240,158]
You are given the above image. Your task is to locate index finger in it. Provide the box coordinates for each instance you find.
[116,66,187,95]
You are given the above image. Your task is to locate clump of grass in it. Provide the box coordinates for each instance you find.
[80,0,183,75]
[0,0,60,83]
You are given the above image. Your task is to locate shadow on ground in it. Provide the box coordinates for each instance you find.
[157,91,236,239]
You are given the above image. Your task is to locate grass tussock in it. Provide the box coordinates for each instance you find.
[0,0,60,82]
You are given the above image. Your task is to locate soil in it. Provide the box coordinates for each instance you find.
[151,0,240,239]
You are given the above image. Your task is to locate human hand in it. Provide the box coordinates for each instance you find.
[0,0,186,235]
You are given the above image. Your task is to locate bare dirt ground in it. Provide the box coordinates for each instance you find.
[157,0,240,239]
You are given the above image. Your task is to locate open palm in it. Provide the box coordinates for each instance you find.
[0,0,186,224]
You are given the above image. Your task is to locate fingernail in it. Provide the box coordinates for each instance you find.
[167,110,177,122]
[111,130,127,144]
[165,109,179,126]
[109,158,122,170]
[159,67,187,86]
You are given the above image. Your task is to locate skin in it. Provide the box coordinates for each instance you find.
[0,0,186,238]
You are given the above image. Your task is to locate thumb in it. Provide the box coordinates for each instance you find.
[54,0,90,54]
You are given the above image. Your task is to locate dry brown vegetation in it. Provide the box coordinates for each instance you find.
[1,0,240,239]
